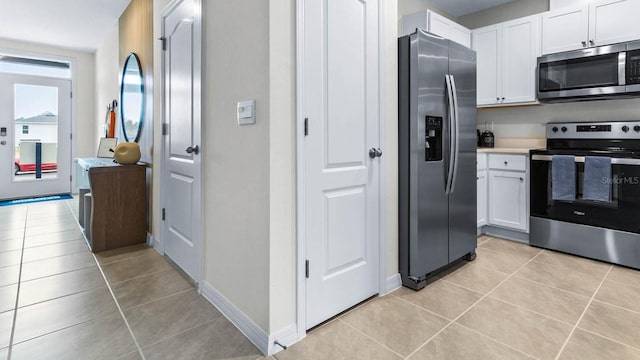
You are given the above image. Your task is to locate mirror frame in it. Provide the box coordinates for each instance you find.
[120,52,144,143]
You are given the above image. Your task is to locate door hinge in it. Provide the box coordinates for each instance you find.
[70,133,72,140]
[162,123,168,136]
[159,37,167,51]
[162,208,166,221]
[304,117,309,136]
[69,175,72,182]
[305,260,309,278]
[70,91,72,98]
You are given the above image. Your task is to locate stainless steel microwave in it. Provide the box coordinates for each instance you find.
[537,41,640,102]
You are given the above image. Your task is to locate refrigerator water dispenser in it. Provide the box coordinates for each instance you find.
[425,116,442,161]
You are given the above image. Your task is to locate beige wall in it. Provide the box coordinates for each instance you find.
[0,38,96,161]
[398,0,457,20]
[203,0,271,332]
[458,0,549,29]
[94,25,120,146]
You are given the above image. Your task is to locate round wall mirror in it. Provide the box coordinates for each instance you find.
[120,53,144,142]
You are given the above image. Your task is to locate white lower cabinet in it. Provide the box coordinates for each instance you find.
[478,153,529,233]
[488,169,528,232]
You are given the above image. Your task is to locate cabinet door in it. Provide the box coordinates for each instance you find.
[589,0,640,46]
[450,23,472,48]
[477,170,487,227]
[473,25,502,105]
[427,10,471,47]
[502,16,541,104]
[541,6,588,54]
[488,170,527,231]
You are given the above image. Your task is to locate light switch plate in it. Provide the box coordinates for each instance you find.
[237,100,256,125]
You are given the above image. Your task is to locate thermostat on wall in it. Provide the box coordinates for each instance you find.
[237,100,256,125]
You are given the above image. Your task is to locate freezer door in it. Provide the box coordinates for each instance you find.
[409,30,450,278]
[447,40,478,261]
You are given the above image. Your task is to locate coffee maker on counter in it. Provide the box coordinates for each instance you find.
[478,122,495,148]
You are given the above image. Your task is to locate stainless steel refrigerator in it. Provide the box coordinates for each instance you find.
[398,29,477,290]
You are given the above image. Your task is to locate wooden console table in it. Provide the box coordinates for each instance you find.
[75,158,146,252]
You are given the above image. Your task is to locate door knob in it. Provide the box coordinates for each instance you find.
[369,148,382,158]
[185,145,200,155]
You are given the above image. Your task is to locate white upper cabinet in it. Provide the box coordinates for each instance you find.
[400,9,471,48]
[542,0,640,54]
[473,15,541,106]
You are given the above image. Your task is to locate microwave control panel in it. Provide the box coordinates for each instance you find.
[627,50,640,84]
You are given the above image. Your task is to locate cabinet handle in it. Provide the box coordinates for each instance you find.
[501,97,505,100]
[589,39,595,45]
[477,176,480,180]
[519,177,524,181]
[582,41,587,47]
[496,97,500,101]
[504,161,508,165]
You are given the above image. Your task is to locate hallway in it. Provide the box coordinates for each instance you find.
[0,199,263,360]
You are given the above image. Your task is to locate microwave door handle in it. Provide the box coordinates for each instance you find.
[449,75,460,194]
[619,52,626,86]
[444,74,455,195]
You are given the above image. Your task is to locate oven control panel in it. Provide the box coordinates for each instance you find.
[547,121,640,139]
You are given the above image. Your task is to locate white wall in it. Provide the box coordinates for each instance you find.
[0,38,96,160]
[203,0,271,332]
[94,25,120,147]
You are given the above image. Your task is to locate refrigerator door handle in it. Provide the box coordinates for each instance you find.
[449,75,460,194]
[444,74,456,195]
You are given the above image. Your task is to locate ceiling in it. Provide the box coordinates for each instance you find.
[429,0,519,17]
[0,0,131,52]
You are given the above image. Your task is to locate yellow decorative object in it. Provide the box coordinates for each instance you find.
[114,142,141,165]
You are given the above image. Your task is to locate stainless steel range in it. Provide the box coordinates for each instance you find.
[530,121,640,269]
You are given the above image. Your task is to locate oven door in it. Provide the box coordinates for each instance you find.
[531,154,640,234]
[537,43,627,101]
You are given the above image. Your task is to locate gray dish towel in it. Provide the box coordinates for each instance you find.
[552,155,576,201]
[583,156,612,202]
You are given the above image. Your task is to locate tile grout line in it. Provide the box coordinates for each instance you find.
[335,318,406,359]
[404,248,545,359]
[553,265,614,360]
[575,326,640,353]
[64,199,148,360]
[6,207,30,360]
[588,298,640,317]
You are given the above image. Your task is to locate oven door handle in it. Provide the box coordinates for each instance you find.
[531,154,640,165]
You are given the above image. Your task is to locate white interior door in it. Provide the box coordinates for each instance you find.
[0,73,71,200]
[162,0,202,282]
[302,0,381,329]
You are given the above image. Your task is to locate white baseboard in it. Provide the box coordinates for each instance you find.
[268,323,299,355]
[385,273,401,294]
[200,281,270,355]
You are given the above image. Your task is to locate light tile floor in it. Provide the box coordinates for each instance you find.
[0,199,265,360]
[2,199,640,360]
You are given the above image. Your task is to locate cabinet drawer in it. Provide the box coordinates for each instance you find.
[477,153,487,170]
[489,154,526,171]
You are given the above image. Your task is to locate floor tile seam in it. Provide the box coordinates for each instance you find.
[102,265,183,286]
[19,264,98,283]
[575,326,640,352]
[23,221,80,230]
[431,277,487,296]
[107,267,183,287]
[500,273,594,300]
[335,318,405,359]
[387,293,452,322]
[525,257,610,279]
[553,265,613,360]
[484,295,577,327]
[7,208,30,360]
[509,273,600,299]
[404,249,544,359]
[22,237,85,249]
[452,260,513,276]
[602,276,640,291]
[96,250,156,267]
[117,287,196,312]
[19,248,92,266]
[14,282,109,310]
[477,245,543,263]
[134,317,220,354]
[451,322,541,359]
[589,298,640,317]
[9,310,123,346]
[88,249,146,360]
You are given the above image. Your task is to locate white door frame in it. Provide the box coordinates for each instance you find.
[0,48,77,190]
[294,0,387,338]
[159,0,203,285]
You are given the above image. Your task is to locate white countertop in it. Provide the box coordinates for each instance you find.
[477,147,537,154]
